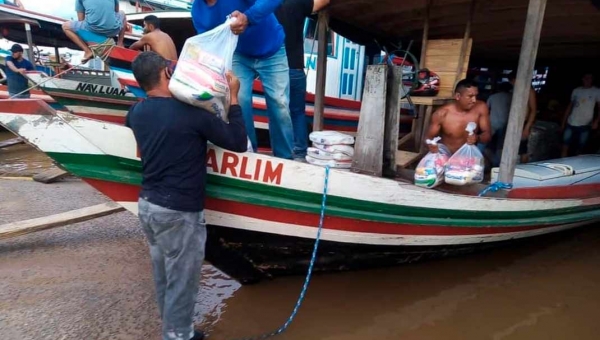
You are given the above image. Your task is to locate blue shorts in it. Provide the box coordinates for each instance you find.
[563,124,591,149]
[68,11,125,39]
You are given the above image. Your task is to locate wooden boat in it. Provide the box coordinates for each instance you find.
[2,99,600,283]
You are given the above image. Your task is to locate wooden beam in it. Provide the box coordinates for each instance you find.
[32,168,69,184]
[419,0,432,68]
[313,10,329,132]
[383,65,403,177]
[455,0,476,88]
[352,65,387,176]
[0,137,23,149]
[0,202,125,240]
[498,0,547,184]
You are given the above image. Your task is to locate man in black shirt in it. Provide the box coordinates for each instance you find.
[276,0,329,159]
[125,51,247,340]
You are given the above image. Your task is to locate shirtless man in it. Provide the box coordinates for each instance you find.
[129,15,178,61]
[427,79,491,154]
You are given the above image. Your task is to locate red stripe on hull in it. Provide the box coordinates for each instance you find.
[508,183,600,200]
[253,80,362,110]
[72,112,126,125]
[82,178,563,237]
[0,99,54,115]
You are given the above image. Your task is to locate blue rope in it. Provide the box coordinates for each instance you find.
[232,165,331,340]
[478,181,513,197]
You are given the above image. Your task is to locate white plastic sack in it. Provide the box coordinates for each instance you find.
[414,137,451,188]
[169,18,238,121]
[307,147,353,161]
[309,130,355,145]
[444,123,485,186]
[305,155,352,169]
[312,142,355,157]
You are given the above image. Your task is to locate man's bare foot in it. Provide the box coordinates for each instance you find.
[80,51,94,64]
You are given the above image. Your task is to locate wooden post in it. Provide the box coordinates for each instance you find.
[24,23,35,64]
[352,65,388,176]
[498,0,547,184]
[313,10,329,132]
[419,0,432,69]
[455,0,476,87]
[383,65,403,177]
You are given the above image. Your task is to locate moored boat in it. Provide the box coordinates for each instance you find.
[1,99,599,283]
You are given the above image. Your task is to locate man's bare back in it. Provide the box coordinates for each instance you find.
[140,30,178,61]
[426,80,491,154]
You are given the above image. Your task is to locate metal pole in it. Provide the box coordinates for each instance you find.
[497,0,547,183]
[313,10,329,132]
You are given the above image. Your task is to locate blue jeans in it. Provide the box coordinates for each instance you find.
[289,69,308,158]
[563,124,591,151]
[233,46,294,159]
[138,198,206,340]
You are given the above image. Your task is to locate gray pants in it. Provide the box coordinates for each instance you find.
[138,198,206,340]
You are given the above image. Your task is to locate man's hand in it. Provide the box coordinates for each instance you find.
[466,133,478,145]
[18,68,27,75]
[427,144,439,154]
[230,11,249,35]
[522,126,531,139]
[226,71,240,105]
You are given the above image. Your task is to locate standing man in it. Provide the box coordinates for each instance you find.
[509,72,537,163]
[4,44,35,98]
[0,0,24,9]
[126,52,248,340]
[479,81,512,166]
[275,0,330,160]
[62,0,127,64]
[192,0,295,159]
[427,79,491,155]
[561,73,600,157]
[129,15,178,61]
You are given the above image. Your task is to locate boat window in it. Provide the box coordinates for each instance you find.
[303,18,336,57]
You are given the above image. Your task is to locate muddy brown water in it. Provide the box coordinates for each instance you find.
[2,130,600,339]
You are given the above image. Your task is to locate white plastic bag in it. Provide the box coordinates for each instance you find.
[169,17,238,121]
[414,137,451,188]
[444,122,485,186]
[312,142,354,157]
[309,130,355,145]
[305,155,352,169]
[307,147,353,161]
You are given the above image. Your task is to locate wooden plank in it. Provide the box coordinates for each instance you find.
[32,168,69,184]
[0,202,125,240]
[419,106,435,154]
[419,0,432,69]
[0,137,24,149]
[400,96,453,106]
[395,150,422,169]
[383,65,403,177]
[424,40,473,56]
[313,10,329,132]
[498,0,547,183]
[352,65,387,176]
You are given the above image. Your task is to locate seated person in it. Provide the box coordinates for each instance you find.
[62,0,127,64]
[426,79,491,154]
[129,15,178,61]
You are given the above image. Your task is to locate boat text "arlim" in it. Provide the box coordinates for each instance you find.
[207,149,283,185]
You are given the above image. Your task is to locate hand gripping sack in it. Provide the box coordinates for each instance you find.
[414,137,450,188]
[169,17,238,121]
[444,122,485,186]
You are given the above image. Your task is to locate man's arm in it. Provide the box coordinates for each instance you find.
[75,0,85,21]
[522,88,537,139]
[244,0,283,25]
[477,103,492,144]
[197,106,248,152]
[129,35,150,51]
[6,59,24,74]
[562,90,576,129]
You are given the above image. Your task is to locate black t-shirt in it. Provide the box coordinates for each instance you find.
[125,97,247,212]
[275,0,314,70]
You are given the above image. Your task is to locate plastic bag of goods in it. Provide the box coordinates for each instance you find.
[309,130,354,145]
[311,142,354,158]
[444,122,485,185]
[414,137,451,188]
[169,17,238,121]
[305,155,352,169]
[307,146,353,161]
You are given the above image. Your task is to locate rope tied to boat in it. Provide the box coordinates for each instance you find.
[478,181,513,197]
[231,165,331,340]
[8,40,117,100]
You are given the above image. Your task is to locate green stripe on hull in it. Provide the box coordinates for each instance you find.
[46,152,600,226]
